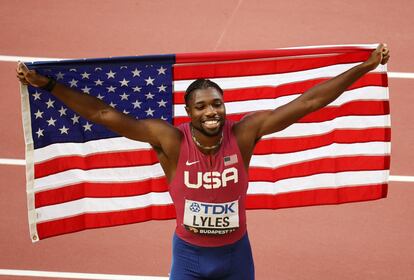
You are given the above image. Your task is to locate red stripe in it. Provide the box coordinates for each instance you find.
[246,183,387,209]
[36,204,176,240]
[255,128,391,154]
[34,155,388,208]
[298,100,389,123]
[173,100,389,125]
[249,155,390,182]
[35,149,158,178]
[35,177,168,208]
[174,51,370,80]
[175,47,373,63]
[173,73,388,104]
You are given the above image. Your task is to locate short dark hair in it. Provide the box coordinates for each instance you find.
[184,79,224,106]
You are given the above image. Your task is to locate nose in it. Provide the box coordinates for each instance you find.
[205,105,217,116]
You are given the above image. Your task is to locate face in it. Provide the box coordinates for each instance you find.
[185,87,226,137]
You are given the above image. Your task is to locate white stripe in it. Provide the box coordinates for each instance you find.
[173,86,388,116]
[389,175,414,182]
[263,115,390,138]
[1,158,412,184]
[248,170,389,195]
[388,72,414,79]
[0,55,66,62]
[173,63,386,91]
[34,137,151,163]
[36,192,173,223]
[280,43,378,50]
[0,269,168,280]
[33,164,164,192]
[0,158,26,165]
[0,158,412,183]
[250,142,390,168]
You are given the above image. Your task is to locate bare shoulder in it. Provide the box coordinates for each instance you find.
[233,110,272,141]
[232,111,272,167]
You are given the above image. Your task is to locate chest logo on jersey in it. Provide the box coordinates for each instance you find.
[184,167,238,189]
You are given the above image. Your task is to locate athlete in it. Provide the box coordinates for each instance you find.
[17,44,389,280]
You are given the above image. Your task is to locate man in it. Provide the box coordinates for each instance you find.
[17,44,390,280]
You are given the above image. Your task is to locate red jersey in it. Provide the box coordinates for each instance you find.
[169,120,249,247]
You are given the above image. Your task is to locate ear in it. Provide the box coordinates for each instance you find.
[185,106,191,117]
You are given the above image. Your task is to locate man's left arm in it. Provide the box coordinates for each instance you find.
[252,43,390,138]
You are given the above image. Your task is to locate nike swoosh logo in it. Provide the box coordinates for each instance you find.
[186,160,199,166]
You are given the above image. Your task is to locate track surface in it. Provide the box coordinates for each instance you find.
[0,1,413,279]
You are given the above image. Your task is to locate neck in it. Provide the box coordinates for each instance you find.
[191,125,223,152]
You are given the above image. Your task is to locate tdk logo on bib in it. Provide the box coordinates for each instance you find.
[183,199,239,235]
[190,202,236,215]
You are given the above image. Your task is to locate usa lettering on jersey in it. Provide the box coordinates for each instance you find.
[184,167,238,189]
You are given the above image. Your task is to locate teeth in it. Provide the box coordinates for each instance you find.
[205,120,218,125]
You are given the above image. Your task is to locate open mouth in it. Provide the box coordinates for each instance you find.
[202,119,221,130]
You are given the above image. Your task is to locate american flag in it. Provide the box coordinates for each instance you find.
[21,45,390,242]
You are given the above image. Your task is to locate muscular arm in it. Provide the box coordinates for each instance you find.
[234,44,390,166]
[16,63,182,177]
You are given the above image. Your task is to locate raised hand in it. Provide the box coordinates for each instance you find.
[16,62,49,88]
[363,43,390,71]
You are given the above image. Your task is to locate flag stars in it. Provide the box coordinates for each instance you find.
[160,116,167,121]
[47,117,57,126]
[109,102,117,108]
[131,68,141,77]
[69,79,78,88]
[106,70,116,79]
[132,100,142,109]
[145,76,155,85]
[132,86,142,92]
[95,67,103,71]
[46,99,55,108]
[71,114,80,124]
[55,72,65,80]
[119,78,130,87]
[59,106,68,116]
[34,110,44,119]
[94,79,104,86]
[59,126,69,134]
[106,85,117,93]
[35,128,44,138]
[122,109,130,114]
[32,91,41,100]
[157,66,167,75]
[81,72,91,79]
[145,92,154,99]
[96,94,105,100]
[145,107,155,116]
[83,122,93,131]
[120,92,129,100]
[157,99,167,107]
[81,86,91,94]
[158,84,167,92]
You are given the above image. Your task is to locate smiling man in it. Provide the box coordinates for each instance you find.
[17,44,389,280]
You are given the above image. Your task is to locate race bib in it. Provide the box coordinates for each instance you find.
[183,199,239,235]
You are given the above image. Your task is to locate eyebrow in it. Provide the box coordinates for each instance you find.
[194,98,223,105]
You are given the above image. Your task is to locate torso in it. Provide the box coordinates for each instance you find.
[168,120,249,247]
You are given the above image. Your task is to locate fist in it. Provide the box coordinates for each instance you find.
[16,62,49,88]
[364,43,390,71]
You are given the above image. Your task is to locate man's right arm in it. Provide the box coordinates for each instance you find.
[16,62,181,150]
